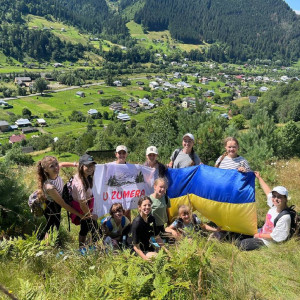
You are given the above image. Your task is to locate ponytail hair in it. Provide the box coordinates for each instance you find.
[37,156,58,200]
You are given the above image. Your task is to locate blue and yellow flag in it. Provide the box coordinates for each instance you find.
[166,165,257,235]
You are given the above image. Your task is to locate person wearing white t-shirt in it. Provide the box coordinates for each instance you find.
[237,172,291,251]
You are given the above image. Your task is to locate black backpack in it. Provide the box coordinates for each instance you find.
[274,206,300,238]
[61,177,74,231]
[172,148,196,168]
[62,177,74,205]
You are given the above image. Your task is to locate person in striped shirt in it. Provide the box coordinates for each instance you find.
[215,137,251,172]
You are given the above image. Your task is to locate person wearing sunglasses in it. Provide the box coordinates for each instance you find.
[236,172,292,251]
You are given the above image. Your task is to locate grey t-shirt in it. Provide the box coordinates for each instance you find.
[170,149,201,169]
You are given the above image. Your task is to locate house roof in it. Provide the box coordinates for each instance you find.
[15,118,31,126]
[0,100,8,106]
[88,109,98,115]
[37,118,46,123]
[9,134,26,143]
[117,113,131,121]
[0,120,9,126]
[14,77,31,82]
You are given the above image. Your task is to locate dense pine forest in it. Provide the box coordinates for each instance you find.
[134,0,300,63]
[0,0,300,63]
[0,0,129,61]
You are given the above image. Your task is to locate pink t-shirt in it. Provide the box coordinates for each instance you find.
[71,174,93,202]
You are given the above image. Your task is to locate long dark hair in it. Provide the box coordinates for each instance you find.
[78,164,94,191]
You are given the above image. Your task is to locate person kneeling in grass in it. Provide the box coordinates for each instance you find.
[101,203,131,249]
[130,196,164,260]
[166,205,219,239]
[236,172,292,251]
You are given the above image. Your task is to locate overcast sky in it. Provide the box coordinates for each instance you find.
[285,0,300,11]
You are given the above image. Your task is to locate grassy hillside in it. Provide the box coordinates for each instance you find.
[126,21,204,52]
[0,159,300,299]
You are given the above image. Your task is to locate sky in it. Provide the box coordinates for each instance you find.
[285,0,300,12]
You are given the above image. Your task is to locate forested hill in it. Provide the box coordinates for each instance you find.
[133,0,300,63]
[0,0,129,61]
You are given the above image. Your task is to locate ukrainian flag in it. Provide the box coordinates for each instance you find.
[166,165,257,235]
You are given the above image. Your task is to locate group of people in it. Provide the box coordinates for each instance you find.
[35,133,294,259]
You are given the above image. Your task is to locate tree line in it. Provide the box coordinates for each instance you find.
[134,0,300,64]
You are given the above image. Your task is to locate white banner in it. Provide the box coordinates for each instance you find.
[92,163,155,217]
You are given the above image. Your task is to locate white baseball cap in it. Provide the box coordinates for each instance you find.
[146,146,158,156]
[116,145,128,153]
[272,186,288,197]
[183,133,195,141]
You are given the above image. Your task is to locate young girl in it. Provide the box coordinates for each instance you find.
[236,172,292,251]
[130,196,164,260]
[101,203,131,248]
[70,154,100,248]
[215,137,251,172]
[144,146,167,179]
[169,133,201,168]
[166,205,219,239]
[36,156,84,241]
[150,178,170,234]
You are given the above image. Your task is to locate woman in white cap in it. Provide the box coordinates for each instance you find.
[236,172,293,251]
[144,146,167,179]
[168,133,201,168]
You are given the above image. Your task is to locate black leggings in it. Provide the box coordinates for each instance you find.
[38,201,61,240]
[236,238,265,251]
[80,218,101,242]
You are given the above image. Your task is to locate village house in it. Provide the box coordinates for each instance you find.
[37,118,47,126]
[14,77,32,87]
[76,91,85,98]
[249,96,258,104]
[9,134,26,144]
[53,63,63,68]
[87,109,99,116]
[15,118,31,127]
[109,102,123,111]
[129,102,139,109]
[177,81,192,89]
[117,113,131,121]
[149,81,159,89]
[259,86,269,92]
[22,127,38,134]
[139,98,150,107]
[163,82,176,89]
[173,72,182,79]
[203,90,215,97]
[113,80,122,87]
[0,100,13,109]
[0,120,10,132]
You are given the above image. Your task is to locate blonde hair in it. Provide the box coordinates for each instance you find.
[178,205,191,215]
[154,177,168,188]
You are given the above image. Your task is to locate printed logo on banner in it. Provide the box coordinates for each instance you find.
[93,163,155,217]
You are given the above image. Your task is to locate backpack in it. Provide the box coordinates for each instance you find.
[61,177,76,230]
[274,205,300,238]
[28,190,46,218]
[176,214,201,232]
[172,148,196,168]
[101,216,126,231]
[62,177,74,205]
